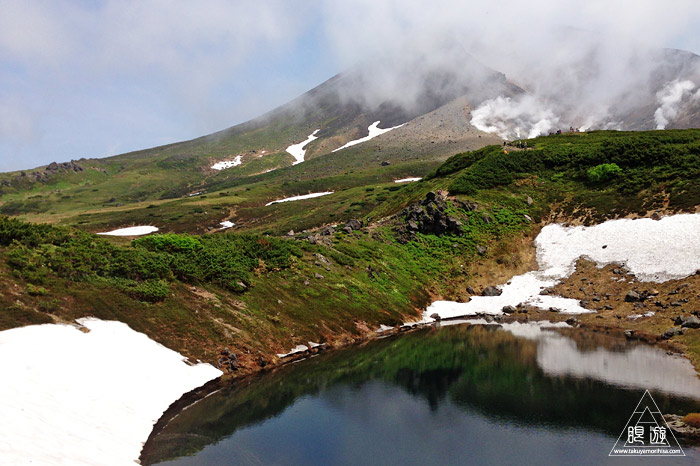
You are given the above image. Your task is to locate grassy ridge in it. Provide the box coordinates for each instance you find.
[2,129,700,369]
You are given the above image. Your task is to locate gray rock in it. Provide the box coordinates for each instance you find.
[314,273,325,279]
[287,230,295,236]
[502,305,517,314]
[476,245,488,256]
[482,214,493,224]
[661,327,683,339]
[680,315,700,329]
[625,290,641,302]
[526,196,533,205]
[342,226,353,234]
[345,219,363,231]
[321,227,335,236]
[565,317,578,326]
[624,329,635,339]
[314,253,330,265]
[430,313,442,321]
[466,286,475,295]
[482,286,502,297]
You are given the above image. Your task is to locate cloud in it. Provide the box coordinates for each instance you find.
[2,0,700,170]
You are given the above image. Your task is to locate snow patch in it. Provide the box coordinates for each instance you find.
[627,311,655,320]
[332,121,404,152]
[394,177,422,183]
[424,213,700,322]
[211,155,242,170]
[276,344,309,358]
[0,318,221,465]
[265,191,333,206]
[220,221,235,229]
[286,129,320,165]
[375,324,394,333]
[97,226,158,236]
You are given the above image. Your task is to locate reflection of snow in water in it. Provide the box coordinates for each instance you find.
[0,318,221,465]
[425,214,700,321]
[265,191,333,206]
[535,329,700,399]
[287,130,320,165]
[466,320,700,399]
[332,121,404,152]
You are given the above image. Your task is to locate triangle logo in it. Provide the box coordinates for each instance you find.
[610,390,684,456]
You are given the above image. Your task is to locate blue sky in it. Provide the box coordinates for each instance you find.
[1,0,699,172]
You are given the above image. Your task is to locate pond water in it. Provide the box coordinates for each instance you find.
[143,323,700,466]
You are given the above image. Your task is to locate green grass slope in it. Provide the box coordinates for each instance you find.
[2,129,700,374]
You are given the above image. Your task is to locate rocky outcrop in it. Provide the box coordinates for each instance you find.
[394,192,475,241]
[343,219,363,233]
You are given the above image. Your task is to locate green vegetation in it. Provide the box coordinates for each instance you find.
[2,129,700,371]
[1,216,301,300]
[587,163,622,183]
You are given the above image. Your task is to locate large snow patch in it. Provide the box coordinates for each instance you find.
[211,155,242,171]
[97,226,158,236]
[286,130,320,165]
[425,214,700,321]
[265,191,333,206]
[0,318,222,465]
[332,121,404,152]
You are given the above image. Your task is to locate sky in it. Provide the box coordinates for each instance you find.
[1,0,700,172]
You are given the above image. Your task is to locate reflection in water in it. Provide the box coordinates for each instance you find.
[498,321,700,399]
[143,324,700,466]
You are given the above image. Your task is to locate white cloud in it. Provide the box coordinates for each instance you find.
[1,0,700,170]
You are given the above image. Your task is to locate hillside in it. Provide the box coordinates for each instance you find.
[2,46,699,236]
[2,129,700,375]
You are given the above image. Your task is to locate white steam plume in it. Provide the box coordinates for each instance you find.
[470,95,560,140]
[654,79,696,129]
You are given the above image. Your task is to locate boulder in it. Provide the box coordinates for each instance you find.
[482,286,502,297]
[502,305,517,314]
[660,327,683,340]
[430,313,442,321]
[625,290,641,302]
[345,219,363,231]
[314,253,331,265]
[681,315,700,329]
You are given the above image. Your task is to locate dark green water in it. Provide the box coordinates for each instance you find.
[143,323,700,465]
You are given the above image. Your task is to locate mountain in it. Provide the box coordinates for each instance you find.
[1,45,699,233]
